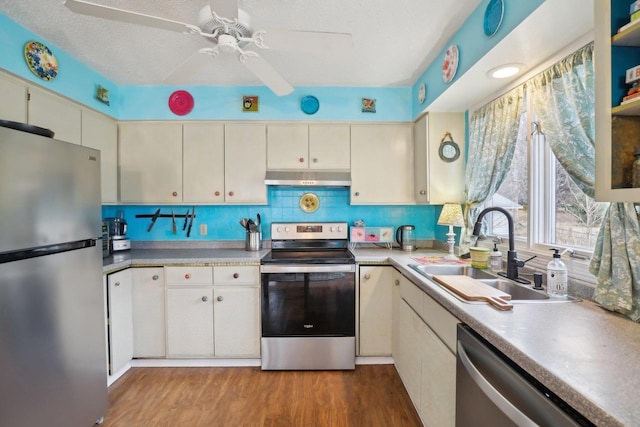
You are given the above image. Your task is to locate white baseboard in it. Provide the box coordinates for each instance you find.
[356,356,394,365]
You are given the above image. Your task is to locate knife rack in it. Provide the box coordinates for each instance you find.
[135,214,195,219]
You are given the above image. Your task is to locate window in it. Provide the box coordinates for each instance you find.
[485,87,607,255]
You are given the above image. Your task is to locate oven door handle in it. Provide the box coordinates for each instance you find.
[260,264,356,273]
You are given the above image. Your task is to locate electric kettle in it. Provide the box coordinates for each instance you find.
[396,225,416,252]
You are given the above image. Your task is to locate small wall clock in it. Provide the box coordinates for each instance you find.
[438,132,461,162]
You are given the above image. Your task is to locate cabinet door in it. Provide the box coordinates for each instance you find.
[214,286,260,357]
[413,112,465,204]
[267,124,309,169]
[167,288,214,357]
[107,269,133,374]
[391,270,402,360]
[119,122,183,203]
[420,323,456,427]
[309,124,351,170]
[183,123,225,203]
[397,299,423,410]
[359,266,393,356]
[28,87,81,145]
[0,72,27,123]
[132,267,166,357]
[224,123,267,203]
[350,124,414,204]
[82,109,118,203]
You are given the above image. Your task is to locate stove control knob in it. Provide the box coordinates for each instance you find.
[285,227,290,232]
[329,226,335,232]
[337,226,343,232]
[276,227,281,233]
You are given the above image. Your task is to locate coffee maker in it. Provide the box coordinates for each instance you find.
[104,216,131,252]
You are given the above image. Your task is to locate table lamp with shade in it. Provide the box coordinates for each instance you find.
[437,203,465,260]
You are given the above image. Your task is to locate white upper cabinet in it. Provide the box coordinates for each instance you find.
[183,123,225,203]
[119,122,183,203]
[350,123,414,204]
[0,72,27,123]
[81,109,118,203]
[413,112,466,204]
[267,123,351,170]
[225,123,267,204]
[28,86,81,145]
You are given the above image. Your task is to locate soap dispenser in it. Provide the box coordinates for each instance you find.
[547,248,567,298]
[490,243,503,272]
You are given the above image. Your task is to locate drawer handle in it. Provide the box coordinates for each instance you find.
[233,273,239,279]
[152,275,159,281]
[185,274,191,279]
[201,296,208,302]
[364,273,371,280]
[217,296,224,302]
[419,190,426,195]
[114,281,120,287]
[215,191,220,196]
[395,279,400,286]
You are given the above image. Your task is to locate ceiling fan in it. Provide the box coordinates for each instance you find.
[64,0,352,96]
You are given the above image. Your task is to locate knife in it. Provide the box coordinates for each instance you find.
[171,210,176,235]
[182,208,190,230]
[186,206,195,238]
[147,208,161,232]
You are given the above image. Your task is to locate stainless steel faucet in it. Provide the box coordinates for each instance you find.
[472,207,535,284]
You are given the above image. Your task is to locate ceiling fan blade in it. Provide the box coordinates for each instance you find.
[163,48,219,85]
[211,0,239,20]
[64,0,201,35]
[257,30,352,54]
[239,52,294,96]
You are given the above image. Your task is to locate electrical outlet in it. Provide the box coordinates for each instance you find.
[200,224,207,236]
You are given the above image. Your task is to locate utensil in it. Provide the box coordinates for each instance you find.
[240,218,248,229]
[256,213,261,229]
[183,208,190,230]
[186,206,195,237]
[247,219,256,232]
[171,210,176,234]
[147,208,161,232]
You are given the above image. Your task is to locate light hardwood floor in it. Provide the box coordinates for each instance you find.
[102,365,422,426]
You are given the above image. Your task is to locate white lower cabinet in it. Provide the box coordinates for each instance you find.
[359,265,393,356]
[132,267,166,358]
[167,287,215,357]
[394,272,459,427]
[106,269,133,374]
[213,286,261,357]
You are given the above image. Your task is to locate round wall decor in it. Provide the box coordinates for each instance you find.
[299,193,320,213]
[168,90,194,116]
[24,41,58,81]
[442,45,459,84]
[438,132,461,162]
[484,0,505,37]
[418,83,427,104]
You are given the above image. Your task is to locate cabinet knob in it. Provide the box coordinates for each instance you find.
[419,190,426,195]
[233,273,239,279]
[299,157,305,163]
[394,279,400,286]
[313,158,318,163]
[354,191,360,197]
[364,273,371,280]
[114,281,120,287]
[217,296,224,302]
[172,191,178,197]
[215,191,220,196]
[201,296,208,302]
[185,274,191,279]
[152,275,159,280]
[228,191,234,197]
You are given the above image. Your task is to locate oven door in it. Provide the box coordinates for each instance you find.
[260,264,356,337]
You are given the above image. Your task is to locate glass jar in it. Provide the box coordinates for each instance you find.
[633,147,640,188]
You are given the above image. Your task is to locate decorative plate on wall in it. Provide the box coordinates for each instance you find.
[418,83,427,104]
[168,90,194,116]
[442,45,459,84]
[24,41,58,81]
[301,96,320,115]
[299,192,320,213]
[484,0,505,37]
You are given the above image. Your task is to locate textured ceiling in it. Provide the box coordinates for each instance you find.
[0,0,483,88]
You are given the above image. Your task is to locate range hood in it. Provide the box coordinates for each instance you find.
[264,170,351,187]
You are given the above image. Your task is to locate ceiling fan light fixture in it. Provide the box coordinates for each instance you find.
[487,63,523,79]
[218,34,238,53]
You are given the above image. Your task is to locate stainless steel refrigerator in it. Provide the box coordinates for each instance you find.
[0,124,107,426]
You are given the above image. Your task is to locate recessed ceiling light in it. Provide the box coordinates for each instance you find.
[487,63,523,79]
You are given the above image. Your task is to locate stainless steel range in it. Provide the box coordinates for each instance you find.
[260,222,356,370]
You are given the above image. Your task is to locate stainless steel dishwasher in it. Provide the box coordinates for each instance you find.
[456,325,595,427]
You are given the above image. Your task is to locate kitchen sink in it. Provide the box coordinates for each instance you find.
[407,264,579,303]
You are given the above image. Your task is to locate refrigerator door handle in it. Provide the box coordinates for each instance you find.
[0,238,97,265]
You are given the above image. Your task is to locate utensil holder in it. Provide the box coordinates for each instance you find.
[246,230,261,251]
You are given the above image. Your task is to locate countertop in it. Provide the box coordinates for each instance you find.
[103,246,640,426]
